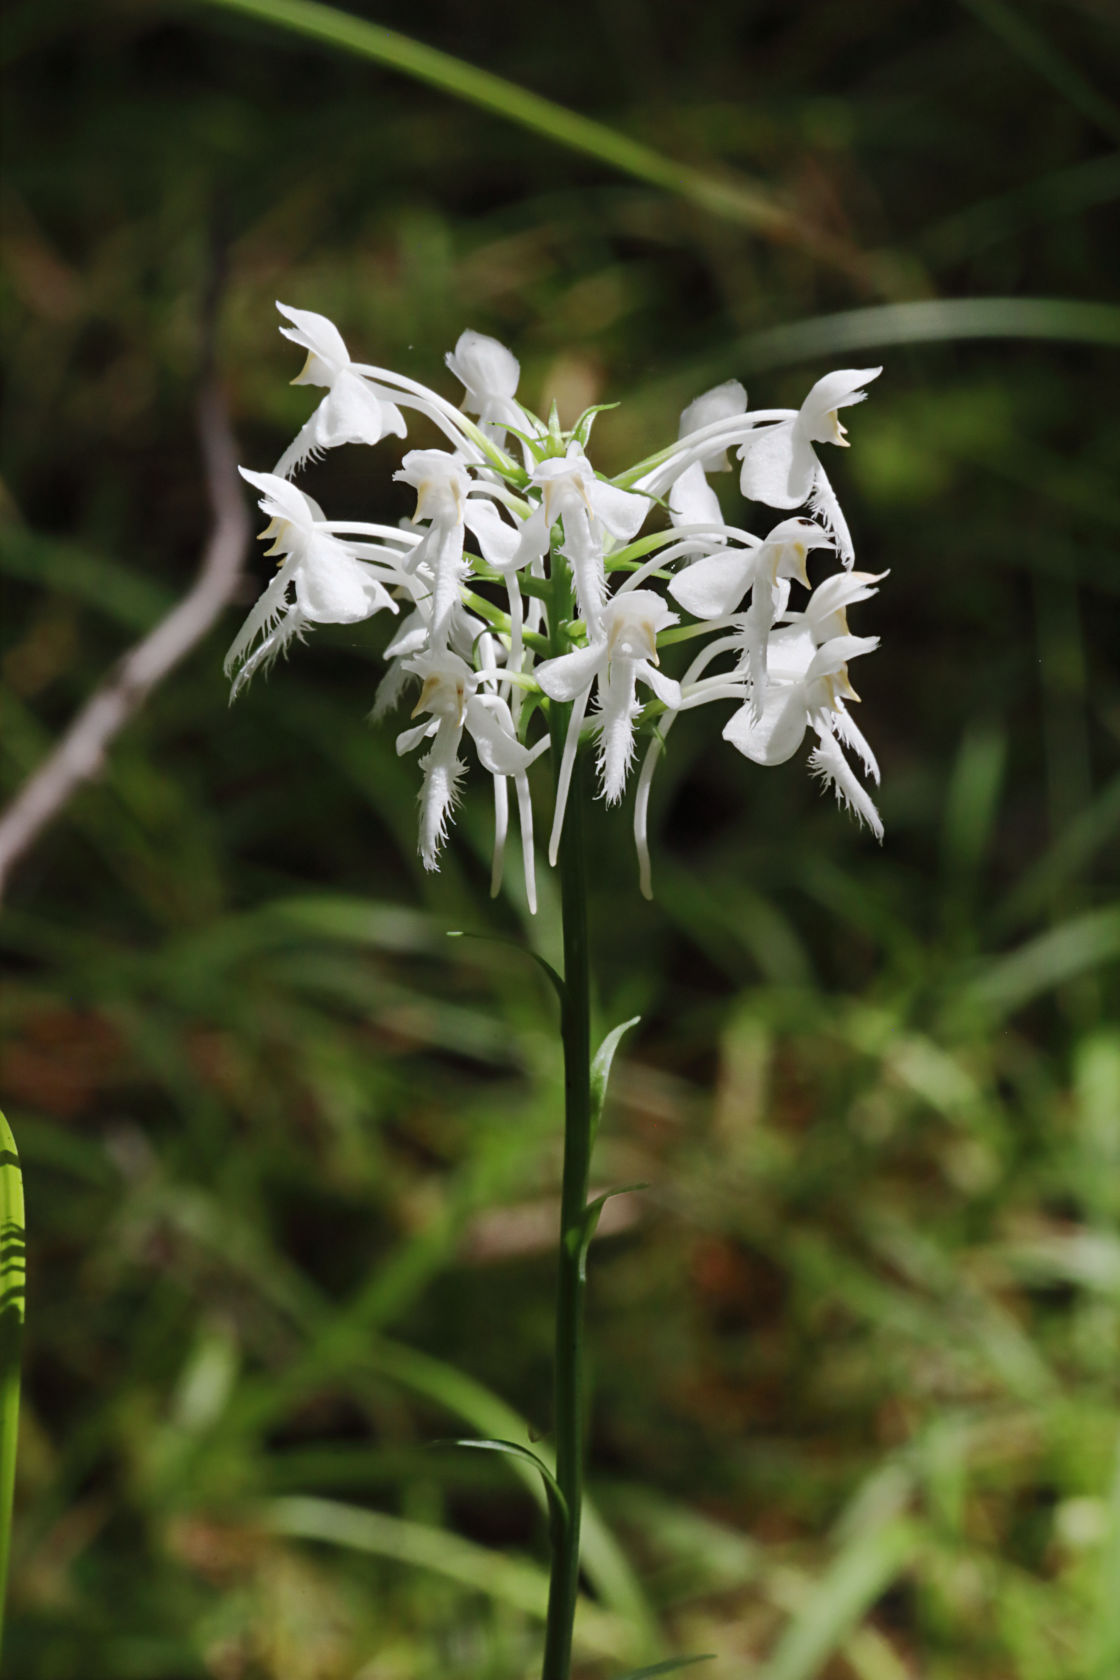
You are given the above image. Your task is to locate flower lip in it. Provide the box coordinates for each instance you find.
[395,450,470,526]
[406,651,476,726]
[603,588,677,665]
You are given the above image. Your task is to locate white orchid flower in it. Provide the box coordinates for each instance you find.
[668,379,748,529]
[723,629,883,837]
[789,568,889,645]
[225,469,400,699]
[537,589,681,862]
[233,304,889,901]
[668,517,834,715]
[518,444,650,632]
[394,650,547,901]
[273,303,408,478]
[737,367,881,565]
[394,449,474,652]
[445,330,530,445]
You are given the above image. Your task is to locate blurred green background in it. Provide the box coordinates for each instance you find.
[2,1,1119,1675]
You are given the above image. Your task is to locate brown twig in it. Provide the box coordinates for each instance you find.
[0,377,250,903]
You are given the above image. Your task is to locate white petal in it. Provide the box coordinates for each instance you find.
[395,718,436,756]
[417,723,465,868]
[809,727,884,839]
[535,642,604,703]
[596,670,639,804]
[679,378,747,471]
[669,546,757,619]
[638,662,682,709]
[766,623,817,682]
[446,330,520,405]
[465,697,539,776]
[224,567,292,677]
[490,772,509,899]
[295,539,391,624]
[830,702,880,783]
[722,685,808,765]
[668,461,724,529]
[316,370,406,447]
[588,478,651,542]
[515,772,538,914]
[738,420,818,508]
[465,498,522,569]
[805,634,879,683]
[798,368,881,445]
[276,301,350,383]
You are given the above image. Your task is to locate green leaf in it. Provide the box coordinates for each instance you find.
[438,1437,568,1525]
[957,907,1120,1022]
[590,1015,641,1137]
[572,403,620,447]
[760,1518,918,1680]
[261,1496,628,1653]
[193,0,789,236]
[614,1657,716,1680]
[446,930,565,1007]
[0,1111,25,1659]
[573,1184,649,1281]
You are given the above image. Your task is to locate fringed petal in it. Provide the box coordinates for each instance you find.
[417,725,466,869]
[227,609,308,702]
[809,727,884,840]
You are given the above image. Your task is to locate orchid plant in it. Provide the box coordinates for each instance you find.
[227,303,885,1678]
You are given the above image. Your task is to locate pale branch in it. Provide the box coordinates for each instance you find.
[0,379,250,900]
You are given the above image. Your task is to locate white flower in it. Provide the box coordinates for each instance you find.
[225,469,399,699]
[791,567,888,645]
[537,589,680,862]
[394,449,473,651]
[722,629,883,837]
[737,368,881,564]
[518,444,650,631]
[394,651,546,894]
[668,379,748,528]
[445,331,525,442]
[274,302,407,478]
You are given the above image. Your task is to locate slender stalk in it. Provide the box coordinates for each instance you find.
[541,540,594,1679]
[0,1111,25,1659]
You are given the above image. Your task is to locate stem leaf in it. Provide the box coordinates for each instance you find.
[446,929,565,1007]
[591,1015,641,1137]
[573,1183,650,1278]
[437,1437,568,1525]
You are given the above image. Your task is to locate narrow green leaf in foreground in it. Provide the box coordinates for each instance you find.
[194,0,792,238]
[0,1111,25,1657]
[614,1657,716,1679]
[761,1519,918,1680]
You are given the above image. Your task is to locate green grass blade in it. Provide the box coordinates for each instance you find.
[958,0,1120,145]
[614,1658,715,1679]
[732,297,1120,373]
[0,1111,25,1658]
[261,1496,633,1659]
[761,1519,918,1680]
[958,906,1120,1022]
[194,0,790,236]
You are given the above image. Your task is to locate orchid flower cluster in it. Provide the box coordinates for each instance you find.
[227,304,886,910]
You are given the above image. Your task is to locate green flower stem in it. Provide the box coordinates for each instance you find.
[542,540,594,1680]
[0,1111,25,1659]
